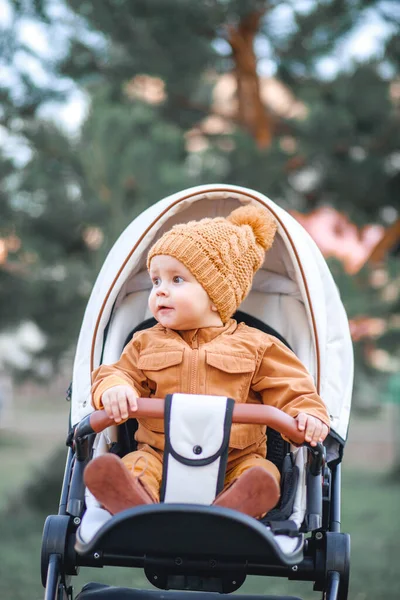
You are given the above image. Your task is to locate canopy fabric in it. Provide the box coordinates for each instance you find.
[71,185,353,441]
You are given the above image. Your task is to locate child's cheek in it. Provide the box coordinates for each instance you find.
[148,291,156,313]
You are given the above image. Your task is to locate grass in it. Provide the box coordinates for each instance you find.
[0,388,69,512]
[341,471,400,599]
[1,392,399,599]
[0,466,399,600]
[0,433,35,507]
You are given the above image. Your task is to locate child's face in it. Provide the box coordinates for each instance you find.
[148,255,223,330]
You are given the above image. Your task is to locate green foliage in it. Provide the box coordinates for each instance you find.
[0,120,101,372]
[32,0,397,220]
[329,256,400,410]
[294,63,400,221]
[79,87,194,244]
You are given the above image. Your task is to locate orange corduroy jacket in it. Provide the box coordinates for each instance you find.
[91,319,330,457]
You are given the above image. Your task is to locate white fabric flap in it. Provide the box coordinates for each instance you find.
[163,455,222,504]
[167,393,230,462]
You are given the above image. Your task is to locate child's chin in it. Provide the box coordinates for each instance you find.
[157,315,178,328]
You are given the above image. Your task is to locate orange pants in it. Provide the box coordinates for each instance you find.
[122,448,280,503]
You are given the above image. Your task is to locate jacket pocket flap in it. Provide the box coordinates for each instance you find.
[138,350,183,371]
[206,352,254,374]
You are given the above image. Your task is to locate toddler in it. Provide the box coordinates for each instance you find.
[84,205,330,518]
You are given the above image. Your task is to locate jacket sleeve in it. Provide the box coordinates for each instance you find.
[251,338,330,428]
[91,337,150,410]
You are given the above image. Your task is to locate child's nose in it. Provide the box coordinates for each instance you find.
[156,284,169,295]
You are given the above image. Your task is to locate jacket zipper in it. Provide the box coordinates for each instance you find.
[189,334,199,394]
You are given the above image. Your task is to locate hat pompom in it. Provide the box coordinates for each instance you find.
[227,205,277,251]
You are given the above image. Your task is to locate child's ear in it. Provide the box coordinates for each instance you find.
[211,304,219,312]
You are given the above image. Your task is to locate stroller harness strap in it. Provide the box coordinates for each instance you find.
[160,394,234,504]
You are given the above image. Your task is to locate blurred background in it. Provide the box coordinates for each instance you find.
[0,1,399,598]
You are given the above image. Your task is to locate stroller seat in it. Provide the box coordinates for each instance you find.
[68,306,324,595]
[75,291,311,552]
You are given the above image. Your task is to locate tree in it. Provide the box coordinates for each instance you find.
[51,0,399,222]
[0,4,104,373]
[3,0,399,386]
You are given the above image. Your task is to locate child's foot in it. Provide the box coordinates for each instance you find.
[212,466,280,518]
[84,453,156,515]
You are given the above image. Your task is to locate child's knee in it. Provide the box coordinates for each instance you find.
[122,450,162,501]
[225,455,281,488]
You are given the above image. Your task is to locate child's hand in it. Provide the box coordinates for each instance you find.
[295,413,329,447]
[101,385,138,424]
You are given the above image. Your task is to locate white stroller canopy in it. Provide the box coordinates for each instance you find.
[71,185,353,442]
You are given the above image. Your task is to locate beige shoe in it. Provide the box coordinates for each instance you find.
[84,453,156,515]
[213,466,280,518]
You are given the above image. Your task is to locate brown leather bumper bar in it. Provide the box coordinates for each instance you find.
[86,398,305,446]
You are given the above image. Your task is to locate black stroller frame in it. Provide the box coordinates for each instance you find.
[42,348,350,600]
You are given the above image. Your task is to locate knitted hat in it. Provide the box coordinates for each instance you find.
[147,205,277,323]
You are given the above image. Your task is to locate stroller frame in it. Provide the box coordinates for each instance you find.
[42,413,349,600]
[41,185,352,600]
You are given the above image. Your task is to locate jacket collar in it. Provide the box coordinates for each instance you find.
[161,318,237,347]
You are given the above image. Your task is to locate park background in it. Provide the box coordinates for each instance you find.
[0,1,399,598]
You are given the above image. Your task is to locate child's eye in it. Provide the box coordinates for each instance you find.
[152,277,161,286]
[173,276,184,284]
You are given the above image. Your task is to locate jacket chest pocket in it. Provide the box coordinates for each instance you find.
[137,350,183,432]
[205,351,255,403]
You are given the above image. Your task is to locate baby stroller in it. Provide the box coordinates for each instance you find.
[41,184,353,600]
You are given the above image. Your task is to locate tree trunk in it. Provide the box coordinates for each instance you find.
[227,10,273,149]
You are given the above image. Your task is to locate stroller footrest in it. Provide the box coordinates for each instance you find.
[76,582,304,600]
[75,504,304,568]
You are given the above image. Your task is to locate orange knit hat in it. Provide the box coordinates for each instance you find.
[147,205,277,323]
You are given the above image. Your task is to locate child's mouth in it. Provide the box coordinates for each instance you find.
[158,306,173,313]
